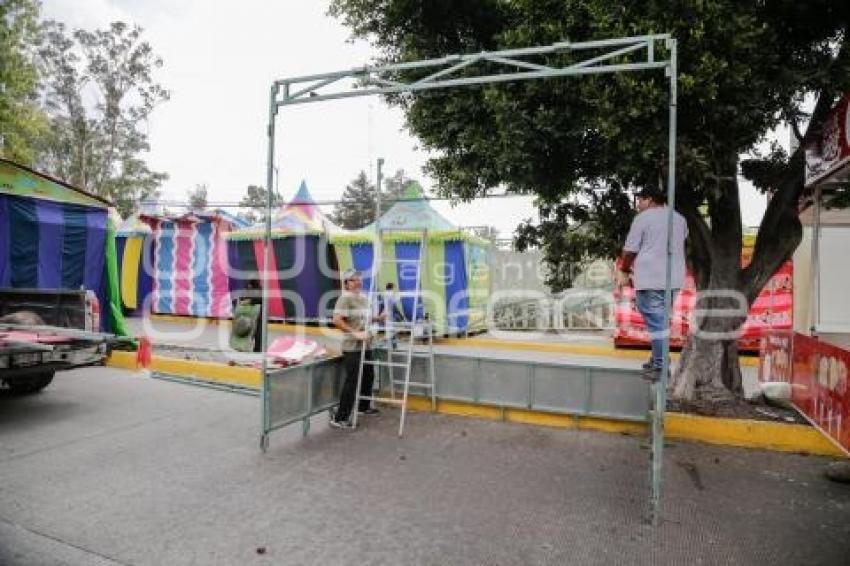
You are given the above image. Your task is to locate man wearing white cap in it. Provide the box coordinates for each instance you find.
[330,269,386,428]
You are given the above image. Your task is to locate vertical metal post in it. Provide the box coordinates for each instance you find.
[810,185,822,335]
[376,157,384,224]
[260,83,279,448]
[375,159,385,390]
[650,38,677,525]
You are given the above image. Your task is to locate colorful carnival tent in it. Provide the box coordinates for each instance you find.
[226,181,340,322]
[117,209,247,318]
[331,182,490,336]
[0,159,128,335]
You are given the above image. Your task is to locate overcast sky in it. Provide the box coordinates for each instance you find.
[41,0,768,233]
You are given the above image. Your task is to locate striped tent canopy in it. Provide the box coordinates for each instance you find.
[0,158,128,335]
[116,210,242,318]
[367,181,454,233]
[273,181,339,233]
[230,181,339,240]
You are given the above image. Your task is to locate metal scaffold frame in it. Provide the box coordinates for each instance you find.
[260,33,678,525]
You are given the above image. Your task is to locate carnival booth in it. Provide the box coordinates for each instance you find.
[759,92,850,456]
[0,159,128,334]
[226,181,340,322]
[116,211,154,317]
[614,233,794,352]
[116,208,247,318]
[330,182,490,336]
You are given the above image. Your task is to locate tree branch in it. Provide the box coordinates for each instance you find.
[677,186,714,290]
[743,36,850,302]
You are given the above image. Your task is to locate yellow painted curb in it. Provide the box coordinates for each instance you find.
[404,394,843,457]
[404,396,648,434]
[664,412,845,457]
[107,351,261,389]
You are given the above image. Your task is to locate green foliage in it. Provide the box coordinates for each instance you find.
[380,168,415,214]
[35,21,169,217]
[330,0,850,290]
[515,184,633,291]
[0,0,47,163]
[237,184,283,224]
[330,168,417,229]
[187,183,208,210]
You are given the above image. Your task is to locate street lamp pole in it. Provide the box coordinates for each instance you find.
[376,157,384,223]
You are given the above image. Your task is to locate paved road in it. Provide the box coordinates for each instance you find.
[2,367,847,565]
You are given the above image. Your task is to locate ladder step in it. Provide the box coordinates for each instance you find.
[384,351,433,359]
[392,380,434,388]
[364,360,408,368]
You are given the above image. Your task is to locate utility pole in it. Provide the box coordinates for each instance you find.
[376,157,384,224]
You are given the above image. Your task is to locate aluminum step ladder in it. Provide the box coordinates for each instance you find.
[351,228,437,437]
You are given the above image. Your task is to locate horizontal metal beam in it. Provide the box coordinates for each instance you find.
[278,61,667,107]
[273,35,671,107]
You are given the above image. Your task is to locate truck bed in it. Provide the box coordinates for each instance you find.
[0,324,118,379]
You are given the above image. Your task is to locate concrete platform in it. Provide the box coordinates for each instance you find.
[124,316,762,395]
[1,367,848,565]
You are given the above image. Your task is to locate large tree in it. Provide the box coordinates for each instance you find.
[0,0,47,163]
[36,21,169,217]
[330,0,850,400]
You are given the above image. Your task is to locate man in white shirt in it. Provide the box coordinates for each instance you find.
[620,187,688,380]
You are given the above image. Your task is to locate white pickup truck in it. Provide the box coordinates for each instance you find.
[0,288,123,394]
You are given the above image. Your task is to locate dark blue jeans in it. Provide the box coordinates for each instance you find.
[635,289,678,370]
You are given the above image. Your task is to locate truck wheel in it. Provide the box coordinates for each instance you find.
[6,372,55,394]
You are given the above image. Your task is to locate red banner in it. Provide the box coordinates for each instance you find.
[805,92,850,188]
[759,331,850,455]
[614,261,793,352]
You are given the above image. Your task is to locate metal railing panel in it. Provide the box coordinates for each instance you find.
[587,367,651,421]
[478,359,532,408]
[531,365,589,414]
[266,357,344,432]
[261,352,649,439]
[433,356,479,400]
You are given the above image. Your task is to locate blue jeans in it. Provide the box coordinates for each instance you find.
[635,289,678,370]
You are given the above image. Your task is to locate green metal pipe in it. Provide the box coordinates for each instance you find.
[650,37,678,526]
[280,62,668,107]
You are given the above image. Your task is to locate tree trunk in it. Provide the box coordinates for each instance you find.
[667,154,750,400]
[668,266,747,402]
[672,333,742,402]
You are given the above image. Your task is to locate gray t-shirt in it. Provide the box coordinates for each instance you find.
[623,207,688,290]
[334,291,370,351]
